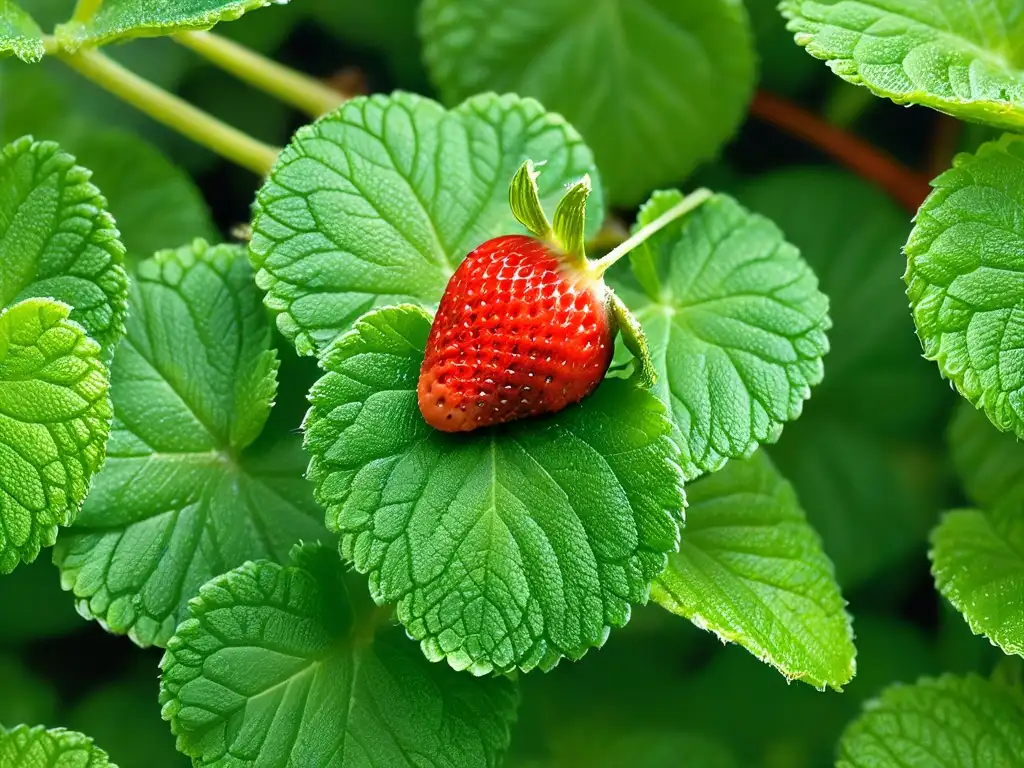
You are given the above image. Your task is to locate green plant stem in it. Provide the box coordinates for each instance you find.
[45,38,280,176]
[174,31,347,118]
[588,188,713,278]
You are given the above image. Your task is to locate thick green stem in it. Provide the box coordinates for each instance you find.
[174,31,347,118]
[587,188,713,278]
[47,39,280,176]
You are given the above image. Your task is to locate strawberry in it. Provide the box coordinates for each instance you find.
[417,232,614,431]
[417,159,696,433]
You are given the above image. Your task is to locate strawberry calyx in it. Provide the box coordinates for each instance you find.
[508,158,661,387]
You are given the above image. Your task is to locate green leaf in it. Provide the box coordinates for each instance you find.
[0,136,129,353]
[159,543,518,768]
[781,0,1024,130]
[0,298,111,574]
[907,134,1024,438]
[56,0,273,50]
[0,725,117,767]
[837,674,1024,767]
[249,90,603,357]
[950,400,1024,510]
[0,0,43,62]
[608,192,830,480]
[420,0,755,206]
[53,240,327,648]
[652,450,855,690]
[736,167,950,587]
[931,505,1024,658]
[303,305,684,674]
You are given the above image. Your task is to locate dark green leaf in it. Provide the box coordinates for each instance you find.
[303,305,684,674]
[837,674,1024,767]
[421,0,755,205]
[54,240,327,647]
[781,0,1024,129]
[250,90,603,357]
[160,543,518,767]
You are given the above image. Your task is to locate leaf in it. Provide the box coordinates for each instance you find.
[0,724,117,767]
[0,0,43,62]
[907,135,1024,438]
[950,400,1024,510]
[303,305,684,674]
[249,90,603,358]
[0,298,111,574]
[735,167,950,587]
[53,240,327,648]
[652,450,855,690]
[420,0,755,206]
[781,0,1024,130]
[0,136,129,354]
[159,543,519,768]
[931,505,1024,658]
[56,0,274,50]
[836,674,1024,767]
[608,192,830,480]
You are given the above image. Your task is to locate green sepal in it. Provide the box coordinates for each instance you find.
[609,290,656,388]
[509,159,552,239]
[552,174,591,261]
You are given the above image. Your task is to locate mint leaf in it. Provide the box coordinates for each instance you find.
[652,450,855,690]
[0,136,128,354]
[420,0,755,206]
[781,0,1024,130]
[950,401,1024,510]
[303,305,684,674]
[160,543,518,767]
[0,298,111,574]
[53,240,327,647]
[249,91,603,357]
[0,725,116,767]
[56,0,272,50]
[907,135,1024,438]
[931,505,1024,658]
[837,674,1024,767]
[609,192,830,480]
[736,167,949,587]
[0,1,43,62]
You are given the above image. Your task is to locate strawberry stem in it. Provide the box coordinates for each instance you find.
[588,188,713,278]
[509,160,552,238]
[552,174,592,264]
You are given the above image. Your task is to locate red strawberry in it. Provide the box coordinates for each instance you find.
[415,159,683,433]
[417,233,613,432]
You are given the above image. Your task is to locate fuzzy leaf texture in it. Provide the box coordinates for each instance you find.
[0,298,110,574]
[837,674,1024,767]
[0,724,117,767]
[420,0,755,206]
[907,135,1024,438]
[159,543,518,768]
[0,0,43,62]
[56,0,276,49]
[607,191,830,480]
[0,136,129,354]
[53,240,326,648]
[303,305,685,675]
[931,503,1024,658]
[652,450,855,690]
[249,91,603,357]
[781,0,1024,130]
